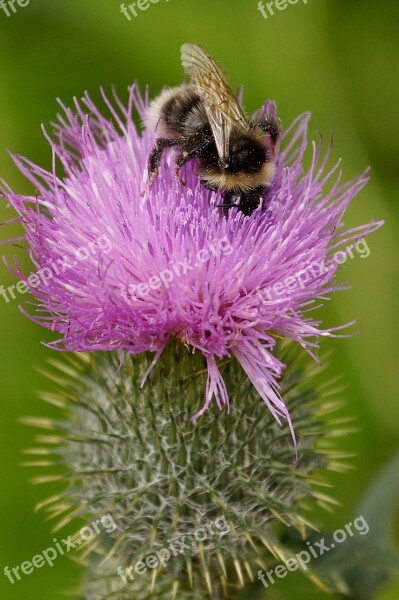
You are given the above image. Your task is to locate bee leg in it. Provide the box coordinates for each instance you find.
[216,191,239,215]
[173,136,215,187]
[148,138,181,186]
[175,152,190,186]
[175,144,206,186]
[256,116,282,146]
[238,187,264,216]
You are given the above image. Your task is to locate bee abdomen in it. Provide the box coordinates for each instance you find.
[144,84,203,138]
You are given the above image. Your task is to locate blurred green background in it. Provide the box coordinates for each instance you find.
[0,1,398,599]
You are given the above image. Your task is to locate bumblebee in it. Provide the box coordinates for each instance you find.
[145,43,280,215]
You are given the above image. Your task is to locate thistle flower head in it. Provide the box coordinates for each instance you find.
[2,85,382,433]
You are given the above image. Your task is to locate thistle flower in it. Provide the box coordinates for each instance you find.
[2,86,381,437]
[3,84,384,600]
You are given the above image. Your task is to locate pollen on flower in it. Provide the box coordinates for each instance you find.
[1,85,383,438]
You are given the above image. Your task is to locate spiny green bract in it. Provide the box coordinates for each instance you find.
[25,343,347,600]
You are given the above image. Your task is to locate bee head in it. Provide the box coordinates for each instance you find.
[198,133,274,193]
[226,136,267,175]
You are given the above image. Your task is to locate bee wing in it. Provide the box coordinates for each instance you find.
[181,43,248,165]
